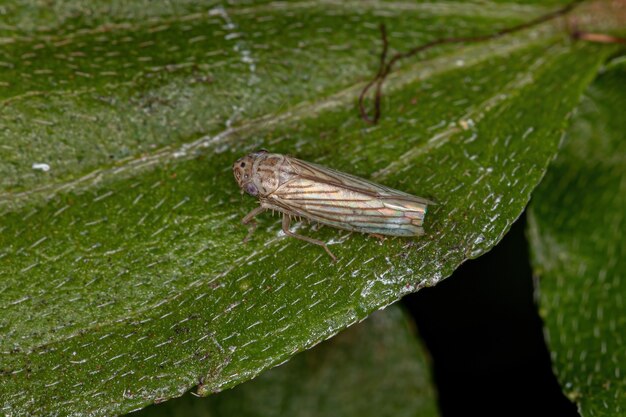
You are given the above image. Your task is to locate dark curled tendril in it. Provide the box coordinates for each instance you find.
[358,0,591,125]
[358,23,388,125]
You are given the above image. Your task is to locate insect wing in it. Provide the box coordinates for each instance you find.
[268,157,430,236]
[292,158,433,204]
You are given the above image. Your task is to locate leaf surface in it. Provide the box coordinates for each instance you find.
[528,56,626,416]
[132,306,437,417]
[0,1,614,415]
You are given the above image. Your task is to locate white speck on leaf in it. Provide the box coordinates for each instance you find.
[32,162,50,172]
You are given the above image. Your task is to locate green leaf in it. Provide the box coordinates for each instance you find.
[0,1,615,415]
[130,306,437,417]
[528,56,626,415]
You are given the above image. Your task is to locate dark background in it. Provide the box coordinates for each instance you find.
[402,212,579,417]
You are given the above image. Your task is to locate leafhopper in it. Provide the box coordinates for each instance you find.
[233,150,433,260]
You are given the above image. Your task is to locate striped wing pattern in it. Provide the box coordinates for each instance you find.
[266,157,430,236]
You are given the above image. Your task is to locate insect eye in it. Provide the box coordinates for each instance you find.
[240,162,246,168]
[245,183,258,196]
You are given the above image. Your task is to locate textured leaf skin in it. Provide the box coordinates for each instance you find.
[528,57,626,416]
[132,306,438,417]
[0,1,615,415]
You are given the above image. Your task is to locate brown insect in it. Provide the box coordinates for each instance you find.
[233,150,433,261]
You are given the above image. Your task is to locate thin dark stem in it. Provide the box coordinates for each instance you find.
[358,23,388,124]
[359,0,585,124]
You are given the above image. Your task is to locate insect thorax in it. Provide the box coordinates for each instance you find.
[251,153,294,197]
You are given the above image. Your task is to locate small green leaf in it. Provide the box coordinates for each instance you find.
[131,306,437,417]
[0,1,616,415]
[528,56,626,416]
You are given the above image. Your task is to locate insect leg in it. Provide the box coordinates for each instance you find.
[281,215,337,261]
[241,206,266,243]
